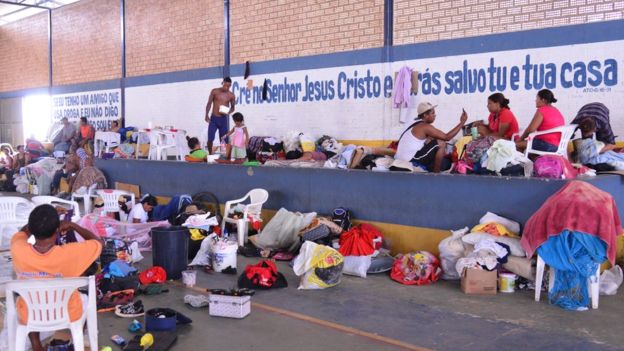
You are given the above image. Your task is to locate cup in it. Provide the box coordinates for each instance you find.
[181,270,197,288]
[470,126,479,139]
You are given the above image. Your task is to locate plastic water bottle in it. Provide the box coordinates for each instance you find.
[220,140,227,155]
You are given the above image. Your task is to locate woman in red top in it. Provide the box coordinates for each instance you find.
[516,89,565,152]
[476,93,519,140]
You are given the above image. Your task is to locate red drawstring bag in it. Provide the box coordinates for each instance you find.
[139,266,167,285]
[339,223,380,256]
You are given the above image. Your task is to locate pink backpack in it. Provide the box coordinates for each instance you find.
[534,155,577,179]
[534,156,563,178]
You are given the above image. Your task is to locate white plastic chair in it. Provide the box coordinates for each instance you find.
[31,196,81,222]
[535,254,600,309]
[524,124,577,159]
[221,189,269,246]
[6,276,98,351]
[174,130,189,161]
[148,131,176,161]
[71,183,98,215]
[94,131,121,157]
[96,189,135,222]
[0,197,33,248]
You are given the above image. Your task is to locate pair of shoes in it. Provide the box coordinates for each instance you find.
[115,300,145,318]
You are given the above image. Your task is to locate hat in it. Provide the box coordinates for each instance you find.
[389,159,414,172]
[417,102,437,116]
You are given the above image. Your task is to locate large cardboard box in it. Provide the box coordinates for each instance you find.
[461,268,497,295]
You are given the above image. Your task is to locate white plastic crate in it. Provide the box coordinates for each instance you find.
[209,294,251,319]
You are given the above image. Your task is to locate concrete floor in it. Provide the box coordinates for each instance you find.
[98,253,624,351]
[3,191,623,350]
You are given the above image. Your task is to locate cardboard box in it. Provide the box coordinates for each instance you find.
[461,268,497,295]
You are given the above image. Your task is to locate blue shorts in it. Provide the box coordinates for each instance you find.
[532,138,558,152]
[207,114,229,143]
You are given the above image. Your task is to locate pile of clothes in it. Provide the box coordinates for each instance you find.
[439,212,528,280]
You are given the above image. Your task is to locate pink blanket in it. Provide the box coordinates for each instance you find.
[78,214,169,251]
[521,181,622,263]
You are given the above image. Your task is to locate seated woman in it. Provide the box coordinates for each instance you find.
[128,194,158,223]
[13,145,29,169]
[576,118,624,170]
[69,151,107,193]
[50,145,81,194]
[185,136,208,162]
[475,93,519,140]
[516,89,565,152]
[572,102,615,145]
[0,145,14,171]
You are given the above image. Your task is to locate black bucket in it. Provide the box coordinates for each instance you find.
[151,226,189,280]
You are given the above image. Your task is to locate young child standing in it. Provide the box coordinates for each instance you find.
[222,112,249,160]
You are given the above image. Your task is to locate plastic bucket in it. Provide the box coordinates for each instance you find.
[151,226,189,280]
[212,240,238,272]
[499,273,517,293]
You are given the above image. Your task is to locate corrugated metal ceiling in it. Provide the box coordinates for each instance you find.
[0,0,81,25]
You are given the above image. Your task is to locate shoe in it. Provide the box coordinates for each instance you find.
[115,300,145,318]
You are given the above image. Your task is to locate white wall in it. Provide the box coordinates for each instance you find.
[124,39,623,143]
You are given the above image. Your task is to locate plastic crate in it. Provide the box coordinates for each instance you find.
[209,294,250,319]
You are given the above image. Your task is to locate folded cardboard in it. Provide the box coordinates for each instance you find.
[461,268,497,295]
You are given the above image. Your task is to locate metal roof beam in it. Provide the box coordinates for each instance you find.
[0,0,53,10]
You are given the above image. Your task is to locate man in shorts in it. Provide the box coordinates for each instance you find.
[394,102,467,172]
[205,77,236,154]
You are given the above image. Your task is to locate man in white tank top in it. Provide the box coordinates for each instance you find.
[395,102,467,172]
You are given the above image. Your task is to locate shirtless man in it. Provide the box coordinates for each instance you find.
[205,77,236,154]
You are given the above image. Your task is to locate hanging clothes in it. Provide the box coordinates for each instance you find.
[393,66,413,124]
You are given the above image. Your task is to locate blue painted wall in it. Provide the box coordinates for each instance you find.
[95,159,624,230]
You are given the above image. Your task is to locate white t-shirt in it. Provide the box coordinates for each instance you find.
[129,203,148,223]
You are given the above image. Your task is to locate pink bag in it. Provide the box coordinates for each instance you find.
[534,155,577,179]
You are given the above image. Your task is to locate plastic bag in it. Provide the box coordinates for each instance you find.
[479,212,520,234]
[390,251,442,285]
[342,255,372,278]
[599,265,623,295]
[293,241,344,289]
[438,227,468,280]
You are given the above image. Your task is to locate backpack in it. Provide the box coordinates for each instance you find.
[533,155,580,179]
[463,136,496,167]
[331,207,352,232]
[533,155,564,178]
